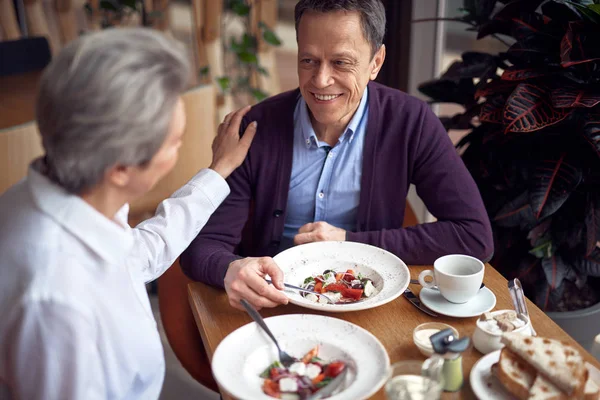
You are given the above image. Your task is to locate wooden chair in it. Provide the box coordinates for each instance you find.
[158,259,220,392]
[0,121,43,194]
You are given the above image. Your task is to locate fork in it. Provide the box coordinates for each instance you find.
[264,278,335,304]
[240,299,297,367]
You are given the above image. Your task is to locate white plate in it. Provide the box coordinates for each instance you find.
[470,350,600,400]
[419,286,496,318]
[211,314,390,400]
[273,241,410,312]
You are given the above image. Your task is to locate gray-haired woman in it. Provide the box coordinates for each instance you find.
[0,28,282,400]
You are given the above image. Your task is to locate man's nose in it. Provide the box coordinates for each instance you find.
[312,63,334,88]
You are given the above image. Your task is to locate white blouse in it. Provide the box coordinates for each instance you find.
[0,164,230,400]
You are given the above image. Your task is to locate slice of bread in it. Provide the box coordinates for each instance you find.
[584,377,600,400]
[501,333,588,397]
[492,348,536,400]
[528,375,567,400]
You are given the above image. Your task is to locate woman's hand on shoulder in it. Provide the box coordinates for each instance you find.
[209,105,257,179]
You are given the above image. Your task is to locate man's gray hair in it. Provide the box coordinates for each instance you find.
[294,0,386,57]
[36,27,190,194]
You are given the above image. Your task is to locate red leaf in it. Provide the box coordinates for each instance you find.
[529,153,582,220]
[475,79,517,99]
[504,84,572,133]
[551,86,600,108]
[501,68,548,81]
[494,191,536,229]
[480,95,506,124]
[560,21,600,68]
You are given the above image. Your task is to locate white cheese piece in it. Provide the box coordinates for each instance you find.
[324,274,337,285]
[288,362,306,376]
[324,292,342,303]
[318,295,329,304]
[305,293,318,303]
[364,280,376,297]
[351,279,361,286]
[305,364,322,379]
[279,377,298,392]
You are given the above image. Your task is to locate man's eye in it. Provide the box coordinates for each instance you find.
[335,61,348,66]
[301,59,313,64]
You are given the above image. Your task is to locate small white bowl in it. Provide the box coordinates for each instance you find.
[413,322,459,357]
[472,309,533,354]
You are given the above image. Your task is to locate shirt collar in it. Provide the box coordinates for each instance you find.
[27,160,134,265]
[299,86,369,148]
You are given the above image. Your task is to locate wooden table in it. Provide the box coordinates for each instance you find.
[0,70,43,129]
[188,265,600,399]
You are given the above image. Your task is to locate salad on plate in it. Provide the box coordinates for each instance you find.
[260,346,346,399]
[300,268,377,305]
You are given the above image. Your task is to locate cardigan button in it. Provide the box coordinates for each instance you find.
[270,240,280,247]
[273,209,283,218]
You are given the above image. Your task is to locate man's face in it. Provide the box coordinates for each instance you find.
[297,10,385,128]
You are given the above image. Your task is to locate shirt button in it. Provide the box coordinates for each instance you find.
[273,209,283,217]
[318,192,324,199]
[328,152,333,158]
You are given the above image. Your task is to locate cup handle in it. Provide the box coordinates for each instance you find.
[418,270,436,289]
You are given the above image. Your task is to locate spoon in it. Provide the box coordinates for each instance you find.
[240,299,297,367]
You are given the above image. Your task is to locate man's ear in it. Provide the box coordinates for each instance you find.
[106,164,132,188]
[370,44,386,80]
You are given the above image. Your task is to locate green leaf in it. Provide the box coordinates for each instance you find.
[99,0,118,11]
[263,30,282,46]
[310,356,323,363]
[237,76,250,87]
[230,37,242,53]
[231,1,250,16]
[256,66,269,76]
[242,34,256,51]
[216,77,230,92]
[250,88,268,102]
[238,51,258,64]
[121,0,137,10]
[589,4,600,14]
[529,240,554,259]
[259,361,282,378]
[198,66,210,77]
[303,277,315,284]
[316,377,333,388]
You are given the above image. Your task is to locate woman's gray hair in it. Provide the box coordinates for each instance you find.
[294,0,386,57]
[36,27,190,194]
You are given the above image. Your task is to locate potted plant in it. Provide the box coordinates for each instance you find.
[417,0,600,348]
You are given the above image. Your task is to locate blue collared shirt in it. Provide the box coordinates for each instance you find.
[279,87,369,252]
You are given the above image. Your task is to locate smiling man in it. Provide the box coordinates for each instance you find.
[180,0,494,310]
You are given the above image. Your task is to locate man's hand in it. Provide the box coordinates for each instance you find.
[294,221,346,245]
[209,105,257,179]
[224,257,289,310]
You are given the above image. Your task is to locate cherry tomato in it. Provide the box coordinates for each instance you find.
[324,362,345,378]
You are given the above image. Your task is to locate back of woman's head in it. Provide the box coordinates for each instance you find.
[36,28,190,194]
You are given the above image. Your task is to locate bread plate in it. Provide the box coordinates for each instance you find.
[470,350,600,400]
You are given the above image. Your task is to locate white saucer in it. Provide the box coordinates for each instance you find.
[419,287,496,318]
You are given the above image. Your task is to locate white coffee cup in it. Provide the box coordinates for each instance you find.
[418,254,484,304]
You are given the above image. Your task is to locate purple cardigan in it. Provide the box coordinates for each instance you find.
[180,82,493,288]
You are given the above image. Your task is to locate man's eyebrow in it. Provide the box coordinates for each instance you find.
[331,51,357,59]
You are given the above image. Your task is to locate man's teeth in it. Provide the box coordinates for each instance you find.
[314,94,339,101]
